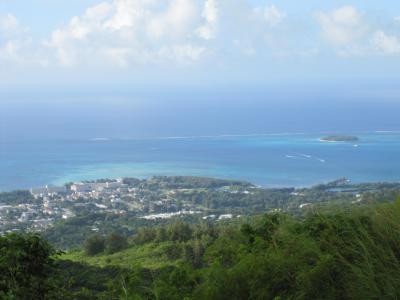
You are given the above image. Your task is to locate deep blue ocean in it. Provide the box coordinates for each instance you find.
[1,132,400,191]
[2,84,400,191]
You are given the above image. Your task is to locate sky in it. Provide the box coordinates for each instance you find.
[1,0,400,86]
[1,1,400,139]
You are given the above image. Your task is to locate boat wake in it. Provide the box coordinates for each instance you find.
[285,153,326,163]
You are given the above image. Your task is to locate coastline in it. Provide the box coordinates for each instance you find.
[1,175,400,194]
[1,131,400,192]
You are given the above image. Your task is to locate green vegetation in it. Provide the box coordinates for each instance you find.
[0,233,63,299]
[135,176,252,190]
[63,199,400,299]
[42,212,201,250]
[3,178,400,299]
[64,242,181,270]
[40,178,400,250]
[0,190,35,205]
[21,200,400,298]
[3,176,400,250]
[84,235,106,256]
[83,232,128,256]
[105,232,128,254]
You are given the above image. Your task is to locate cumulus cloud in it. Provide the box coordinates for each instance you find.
[371,30,400,55]
[0,14,20,35]
[42,0,293,67]
[315,6,368,47]
[3,1,400,72]
[263,5,286,27]
[44,0,207,67]
[314,5,400,57]
[0,14,35,64]
[196,0,218,40]
[44,3,113,65]
[147,0,199,40]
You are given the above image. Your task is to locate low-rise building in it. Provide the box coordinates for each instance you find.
[71,183,96,193]
[31,185,66,197]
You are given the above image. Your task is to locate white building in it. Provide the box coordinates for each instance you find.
[31,185,66,197]
[218,214,233,220]
[71,181,124,193]
[71,183,98,193]
[62,209,75,219]
[106,181,124,189]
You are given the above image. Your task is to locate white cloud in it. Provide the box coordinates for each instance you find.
[0,14,20,57]
[4,1,400,72]
[44,2,114,65]
[100,47,131,67]
[0,14,37,65]
[70,3,111,39]
[45,0,207,66]
[196,0,218,40]
[315,6,400,57]
[158,44,207,62]
[0,14,20,34]
[146,0,199,40]
[371,30,400,55]
[263,5,286,27]
[103,0,148,31]
[43,0,299,67]
[0,40,19,61]
[315,6,368,46]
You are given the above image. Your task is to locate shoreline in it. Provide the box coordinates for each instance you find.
[1,131,400,193]
[1,175,400,194]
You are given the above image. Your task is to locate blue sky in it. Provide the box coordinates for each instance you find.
[1,1,400,86]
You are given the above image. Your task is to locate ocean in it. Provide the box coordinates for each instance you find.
[1,131,399,191]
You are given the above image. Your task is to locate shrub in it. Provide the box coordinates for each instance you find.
[105,233,128,254]
[84,235,105,256]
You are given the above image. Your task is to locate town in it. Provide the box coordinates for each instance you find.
[1,176,400,238]
[0,177,256,234]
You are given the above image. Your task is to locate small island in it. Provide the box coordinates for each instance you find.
[320,135,359,142]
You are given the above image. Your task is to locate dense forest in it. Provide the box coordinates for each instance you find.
[2,199,400,299]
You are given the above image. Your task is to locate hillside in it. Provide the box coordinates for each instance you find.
[54,199,400,299]
[62,241,182,270]
[2,182,400,299]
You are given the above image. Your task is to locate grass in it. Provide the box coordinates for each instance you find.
[61,242,181,270]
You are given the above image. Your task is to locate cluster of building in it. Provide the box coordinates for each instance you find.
[0,178,253,234]
[29,179,161,217]
[0,202,58,233]
[0,179,198,233]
